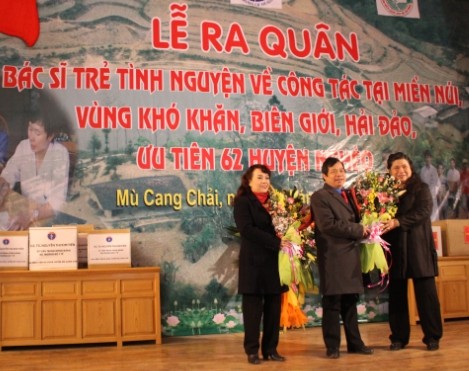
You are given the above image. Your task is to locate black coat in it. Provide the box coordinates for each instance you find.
[233,190,285,295]
[310,184,365,296]
[383,179,438,279]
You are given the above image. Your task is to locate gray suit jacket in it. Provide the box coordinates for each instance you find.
[310,184,365,295]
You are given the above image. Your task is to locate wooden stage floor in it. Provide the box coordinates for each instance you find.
[1,319,469,370]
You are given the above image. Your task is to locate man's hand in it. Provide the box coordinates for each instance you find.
[7,208,31,231]
[0,177,10,206]
[362,225,371,237]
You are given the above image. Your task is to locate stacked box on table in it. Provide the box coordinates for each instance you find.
[54,224,94,268]
[432,219,469,256]
[28,226,78,270]
[87,229,131,268]
[0,231,29,270]
[77,224,94,268]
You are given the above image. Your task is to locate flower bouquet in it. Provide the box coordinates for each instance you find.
[269,186,317,329]
[350,171,405,288]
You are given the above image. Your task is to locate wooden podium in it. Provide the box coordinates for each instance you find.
[0,267,161,350]
[408,256,469,325]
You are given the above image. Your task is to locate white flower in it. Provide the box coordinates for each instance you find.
[226,320,236,329]
[357,304,367,315]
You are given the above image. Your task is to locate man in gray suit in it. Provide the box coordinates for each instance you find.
[310,157,373,359]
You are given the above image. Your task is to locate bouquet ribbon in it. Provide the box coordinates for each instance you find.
[278,221,315,294]
[279,240,302,293]
[360,221,391,289]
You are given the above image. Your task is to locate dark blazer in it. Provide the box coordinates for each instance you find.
[233,190,285,295]
[383,180,438,279]
[310,184,365,296]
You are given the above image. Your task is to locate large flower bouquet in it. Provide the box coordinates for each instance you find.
[269,186,317,329]
[350,171,405,287]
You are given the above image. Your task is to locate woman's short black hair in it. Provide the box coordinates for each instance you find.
[234,164,271,201]
[387,152,414,171]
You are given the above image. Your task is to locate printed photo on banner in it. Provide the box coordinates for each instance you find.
[376,0,420,18]
[230,0,282,9]
[0,0,466,338]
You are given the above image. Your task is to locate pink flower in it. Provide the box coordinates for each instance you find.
[357,304,367,315]
[315,307,323,318]
[213,313,226,325]
[377,192,390,203]
[360,189,370,197]
[166,315,180,327]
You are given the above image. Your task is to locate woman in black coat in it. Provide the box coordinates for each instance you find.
[233,164,287,365]
[382,152,443,351]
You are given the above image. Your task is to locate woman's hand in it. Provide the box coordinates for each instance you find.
[381,218,400,234]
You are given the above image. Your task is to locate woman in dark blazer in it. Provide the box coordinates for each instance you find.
[310,157,373,359]
[381,152,442,351]
[233,164,287,365]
